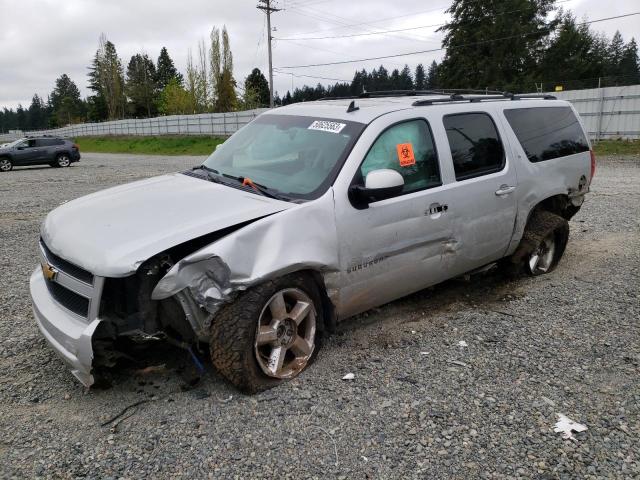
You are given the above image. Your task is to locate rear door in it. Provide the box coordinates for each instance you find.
[438,110,518,271]
[34,138,57,163]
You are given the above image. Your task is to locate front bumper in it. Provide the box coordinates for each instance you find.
[30,268,99,386]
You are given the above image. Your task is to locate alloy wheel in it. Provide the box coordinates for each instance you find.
[57,155,70,167]
[528,233,556,274]
[254,288,316,379]
[0,158,11,171]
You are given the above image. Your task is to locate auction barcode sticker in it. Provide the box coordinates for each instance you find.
[308,120,347,134]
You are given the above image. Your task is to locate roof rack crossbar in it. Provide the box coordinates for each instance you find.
[412,92,557,106]
[318,88,506,101]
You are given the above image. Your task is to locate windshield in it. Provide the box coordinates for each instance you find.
[5,138,26,148]
[202,114,365,200]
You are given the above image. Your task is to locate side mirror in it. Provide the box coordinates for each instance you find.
[348,169,404,208]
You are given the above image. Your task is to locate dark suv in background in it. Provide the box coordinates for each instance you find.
[0,137,80,172]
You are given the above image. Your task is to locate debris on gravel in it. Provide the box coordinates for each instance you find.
[1,153,638,478]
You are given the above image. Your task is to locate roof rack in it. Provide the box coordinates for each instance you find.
[318,88,507,101]
[412,92,556,106]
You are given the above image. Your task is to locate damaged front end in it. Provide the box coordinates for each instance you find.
[32,186,340,388]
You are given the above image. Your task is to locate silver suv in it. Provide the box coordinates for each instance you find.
[30,91,594,393]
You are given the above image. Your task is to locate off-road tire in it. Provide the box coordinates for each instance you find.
[501,210,569,277]
[210,273,324,394]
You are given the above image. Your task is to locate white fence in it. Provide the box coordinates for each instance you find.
[2,85,639,142]
[549,84,640,140]
[0,108,268,142]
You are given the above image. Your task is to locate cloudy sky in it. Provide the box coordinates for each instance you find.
[0,0,638,109]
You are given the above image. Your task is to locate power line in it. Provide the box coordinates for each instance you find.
[276,22,446,41]
[273,69,351,83]
[278,0,573,41]
[289,4,437,43]
[282,4,452,37]
[277,12,640,69]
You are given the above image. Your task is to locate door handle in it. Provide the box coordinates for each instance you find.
[495,185,516,196]
[428,203,449,215]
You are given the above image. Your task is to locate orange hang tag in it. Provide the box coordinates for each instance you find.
[396,143,416,167]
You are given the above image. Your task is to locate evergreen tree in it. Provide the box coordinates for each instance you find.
[399,64,414,89]
[16,105,27,130]
[426,61,440,89]
[438,0,557,91]
[126,53,158,117]
[156,47,184,90]
[49,74,84,125]
[390,68,401,89]
[415,64,426,90]
[619,38,640,83]
[244,68,270,107]
[608,31,625,76]
[27,94,47,130]
[89,35,126,120]
[87,50,109,121]
[538,13,606,88]
[351,69,367,94]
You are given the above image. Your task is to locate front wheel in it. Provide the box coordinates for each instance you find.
[210,273,323,394]
[55,153,71,167]
[0,157,12,172]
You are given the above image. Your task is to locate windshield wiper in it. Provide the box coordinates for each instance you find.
[221,173,289,201]
[194,165,223,184]
[194,166,290,201]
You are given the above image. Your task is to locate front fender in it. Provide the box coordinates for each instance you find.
[152,189,340,313]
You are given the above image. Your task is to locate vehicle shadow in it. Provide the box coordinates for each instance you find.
[96,266,521,391]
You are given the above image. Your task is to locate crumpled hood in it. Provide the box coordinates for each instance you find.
[41,173,292,277]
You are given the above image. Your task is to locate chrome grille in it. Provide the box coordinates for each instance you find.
[40,240,94,284]
[39,240,104,320]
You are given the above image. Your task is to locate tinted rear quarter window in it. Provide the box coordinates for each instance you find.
[36,138,59,147]
[443,113,505,181]
[504,106,589,162]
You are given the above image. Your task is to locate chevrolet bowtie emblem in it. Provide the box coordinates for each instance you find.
[42,262,58,281]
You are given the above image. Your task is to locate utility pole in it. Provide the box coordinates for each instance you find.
[257,0,280,108]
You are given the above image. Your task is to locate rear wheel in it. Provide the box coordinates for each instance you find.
[210,273,323,394]
[0,157,12,172]
[55,153,71,167]
[502,210,569,277]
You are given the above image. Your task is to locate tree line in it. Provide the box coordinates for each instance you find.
[1,1,639,133]
[0,27,271,133]
[279,10,639,104]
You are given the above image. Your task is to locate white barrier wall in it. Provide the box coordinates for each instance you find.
[550,84,640,140]
[0,109,267,142]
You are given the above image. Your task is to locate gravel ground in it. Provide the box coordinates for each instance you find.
[1,152,638,479]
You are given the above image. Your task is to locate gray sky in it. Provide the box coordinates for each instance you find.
[0,0,638,109]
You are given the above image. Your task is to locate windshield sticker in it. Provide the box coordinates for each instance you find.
[308,120,347,134]
[397,143,416,167]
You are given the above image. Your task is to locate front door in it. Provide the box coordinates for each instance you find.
[13,139,41,165]
[334,118,457,319]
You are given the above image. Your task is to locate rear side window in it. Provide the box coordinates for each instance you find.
[36,138,60,147]
[443,113,505,181]
[504,107,589,162]
[360,119,441,195]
